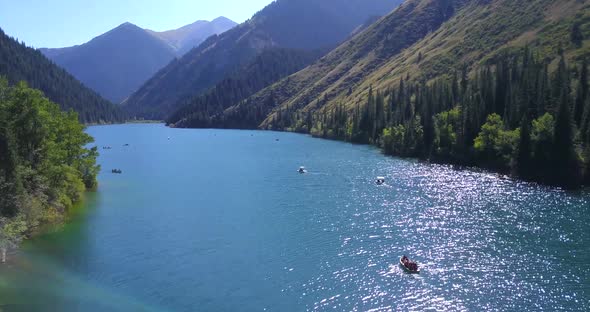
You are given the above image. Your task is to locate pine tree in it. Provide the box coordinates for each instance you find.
[582,96,590,142]
[571,21,584,47]
[574,60,588,127]
[552,86,581,187]
[516,116,532,178]
[552,56,570,111]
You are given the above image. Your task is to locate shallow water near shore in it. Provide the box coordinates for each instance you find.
[1,123,589,311]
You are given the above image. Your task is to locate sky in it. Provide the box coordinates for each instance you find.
[0,0,274,48]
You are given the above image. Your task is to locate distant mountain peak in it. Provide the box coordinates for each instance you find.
[39,18,237,104]
[147,17,237,56]
[116,21,140,30]
[212,16,235,23]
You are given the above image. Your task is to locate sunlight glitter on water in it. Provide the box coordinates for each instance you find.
[3,126,588,311]
[298,156,589,311]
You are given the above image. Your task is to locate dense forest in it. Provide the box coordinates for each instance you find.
[0,78,100,262]
[267,48,590,188]
[166,48,320,128]
[0,28,125,124]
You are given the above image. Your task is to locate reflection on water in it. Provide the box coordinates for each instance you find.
[0,124,588,311]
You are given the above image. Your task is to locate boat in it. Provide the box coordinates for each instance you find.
[376,177,385,185]
[400,256,420,273]
[298,166,307,174]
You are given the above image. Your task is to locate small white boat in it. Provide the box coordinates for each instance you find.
[400,256,420,273]
[376,177,385,185]
[298,166,307,174]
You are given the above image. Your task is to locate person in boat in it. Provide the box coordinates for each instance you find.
[401,255,418,271]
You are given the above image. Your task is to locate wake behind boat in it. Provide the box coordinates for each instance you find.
[400,255,419,273]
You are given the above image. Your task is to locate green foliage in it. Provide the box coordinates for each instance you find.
[0,215,27,262]
[0,78,99,259]
[531,113,556,179]
[382,125,405,156]
[474,114,519,168]
[433,108,461,159]
[474,114,504,156]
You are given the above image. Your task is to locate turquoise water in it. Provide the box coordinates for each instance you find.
[1,123,589,311]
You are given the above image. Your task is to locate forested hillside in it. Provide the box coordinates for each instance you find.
[0,28,124,124]
[299,49,590,187]
[172,0,467,128]
[167,48,321,128]
[0,78,100,261]
[191,0,590,187]
[123,0,402,120]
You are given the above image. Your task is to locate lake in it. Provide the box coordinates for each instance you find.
[1,123,589,311]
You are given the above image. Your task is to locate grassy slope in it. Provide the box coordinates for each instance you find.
[249,0,590,129]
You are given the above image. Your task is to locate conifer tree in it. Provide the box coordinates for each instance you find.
[517,116,532,178]
[574,60,588,127]
[571,22,584,47]
[553,86,581,187]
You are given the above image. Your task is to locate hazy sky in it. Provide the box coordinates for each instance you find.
[0,0,274,48]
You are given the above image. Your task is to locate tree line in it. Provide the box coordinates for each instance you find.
[272,47,590,188]
[0,78,100,262]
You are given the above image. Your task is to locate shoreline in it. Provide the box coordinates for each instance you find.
[166,124,588,191]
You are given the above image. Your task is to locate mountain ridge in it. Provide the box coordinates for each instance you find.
[194,0,588,131]
[146,17,238,55]
[0,28,124,123]
[123,0,403,120]
[40,18,236,103]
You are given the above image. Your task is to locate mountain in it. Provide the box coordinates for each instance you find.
[40,18,236,104]
[147,17,237,56]
[205,0,590,188]
[0,28,123,124]
[123,0,403,120]
[209,0,589,130]
[167,48,321,128]
[40,22,177,104]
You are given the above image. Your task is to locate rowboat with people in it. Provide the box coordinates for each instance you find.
[400,255,420,273]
